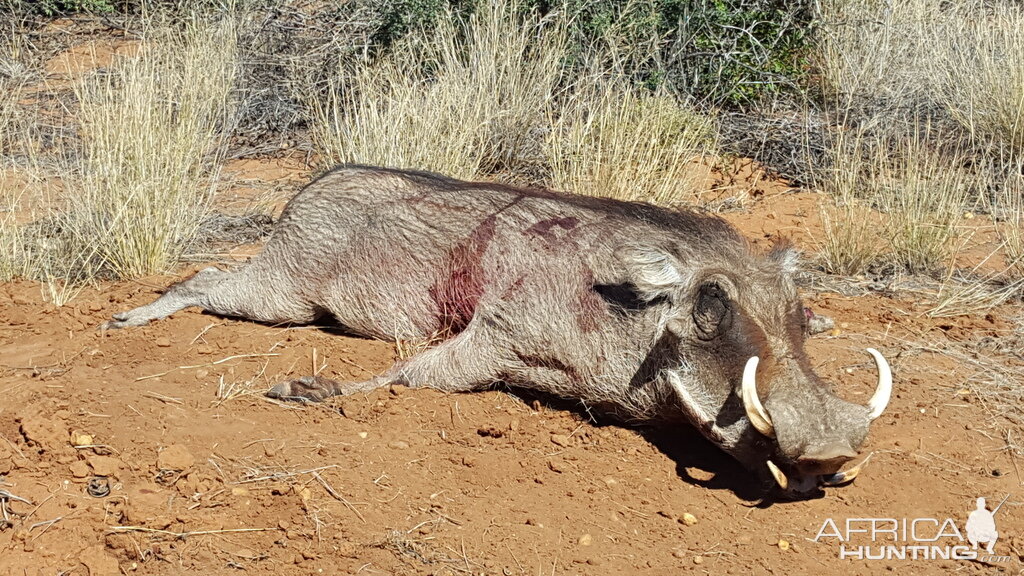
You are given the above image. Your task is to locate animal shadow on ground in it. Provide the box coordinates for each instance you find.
[501,387,780,504]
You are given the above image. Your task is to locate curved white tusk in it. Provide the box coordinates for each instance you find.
[820,453,874,487]
[741,356,775,437]
[766,460,789,491]
[865,348,893,420]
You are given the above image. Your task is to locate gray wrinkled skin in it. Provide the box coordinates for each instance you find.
[107,165,877,490]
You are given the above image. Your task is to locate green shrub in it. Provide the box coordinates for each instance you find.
[5,0,115,16]
[530,0,814,106]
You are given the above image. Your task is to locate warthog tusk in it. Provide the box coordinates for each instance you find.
[766,460,788,491]
[820,452,874,487]
[865,349,893,420]
[741,356,775,437]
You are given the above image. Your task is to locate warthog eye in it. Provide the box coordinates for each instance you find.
[693,282,731,340]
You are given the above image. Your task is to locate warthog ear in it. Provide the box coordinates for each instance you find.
[616,245,691,301]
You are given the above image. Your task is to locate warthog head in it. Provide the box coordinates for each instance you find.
[620,243,891,494]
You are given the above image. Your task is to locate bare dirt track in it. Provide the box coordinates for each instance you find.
[2,164,1023,574]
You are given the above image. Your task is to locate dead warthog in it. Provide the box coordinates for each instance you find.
[106,164,892,495]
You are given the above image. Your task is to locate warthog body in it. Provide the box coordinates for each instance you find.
[108,164,891,494]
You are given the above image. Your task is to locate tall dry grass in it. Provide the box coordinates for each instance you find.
[547,78,715,204]
[56,16,238,280]
[813,0,1024,278]
[310,0,717,203]
[0,79,27,282]
[816,125,973,276]
[995,170,1024,279]
[933,3,1024,157]
[311,1,566,182]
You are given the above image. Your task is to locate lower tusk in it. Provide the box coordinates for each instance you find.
[820,452,874,486]
[766,460,789,491]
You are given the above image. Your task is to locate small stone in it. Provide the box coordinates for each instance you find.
[87,455,123,477]
[231,487,250,497]
[70,431,94,447]
[195,369,209,379]
[778,539,790,551]
[577,534,593,546]
[602,477,618,486]
[157,444,195,471]
[70,460,90,478]
[680,513,697,526]
[388,441,409,450]
[358,432,368,439]
[477,427,504,438]
[154,337,171,348]
[692,556,704,565]
[550,434,571,447]
[672,550,685,559]
[548,459,565,473]
[462,456,477,467]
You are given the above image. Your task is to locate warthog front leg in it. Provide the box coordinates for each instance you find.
[103,267,229,329]
[103,265,320,329]
[266,322,506,402]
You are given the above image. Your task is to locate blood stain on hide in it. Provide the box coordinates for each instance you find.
[429,215,496,333]
[523,216,579,244]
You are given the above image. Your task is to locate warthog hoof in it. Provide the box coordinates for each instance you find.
[101,311,152,330]
[266,376,339,403]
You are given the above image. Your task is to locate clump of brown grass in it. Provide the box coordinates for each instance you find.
[310,1,566,181]
[994,172,1024,279]
[932,2,1024,157]
[56,16,238,280]
[547,77,716,204]
[815,123,973,277]
[0,59,35,282]
[814,0,1020,282]
[309,1,718,203]
[873,135,973,276]
[817,201,882,276]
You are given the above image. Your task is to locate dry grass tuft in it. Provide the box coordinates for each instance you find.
[0,80,27,282]
[817,201,881,276]
[311,1,565,182]
[55,16,238,280]
[310,1,717,204]
[994,171,1024,279]
[815,125,973,277]
[547,78,716,204]
[814,0,1021,282]
[932,3,1024,157]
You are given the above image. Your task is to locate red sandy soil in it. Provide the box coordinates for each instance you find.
[2,161,1023,576]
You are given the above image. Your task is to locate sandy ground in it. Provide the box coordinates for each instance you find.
[2,162,1023,575]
